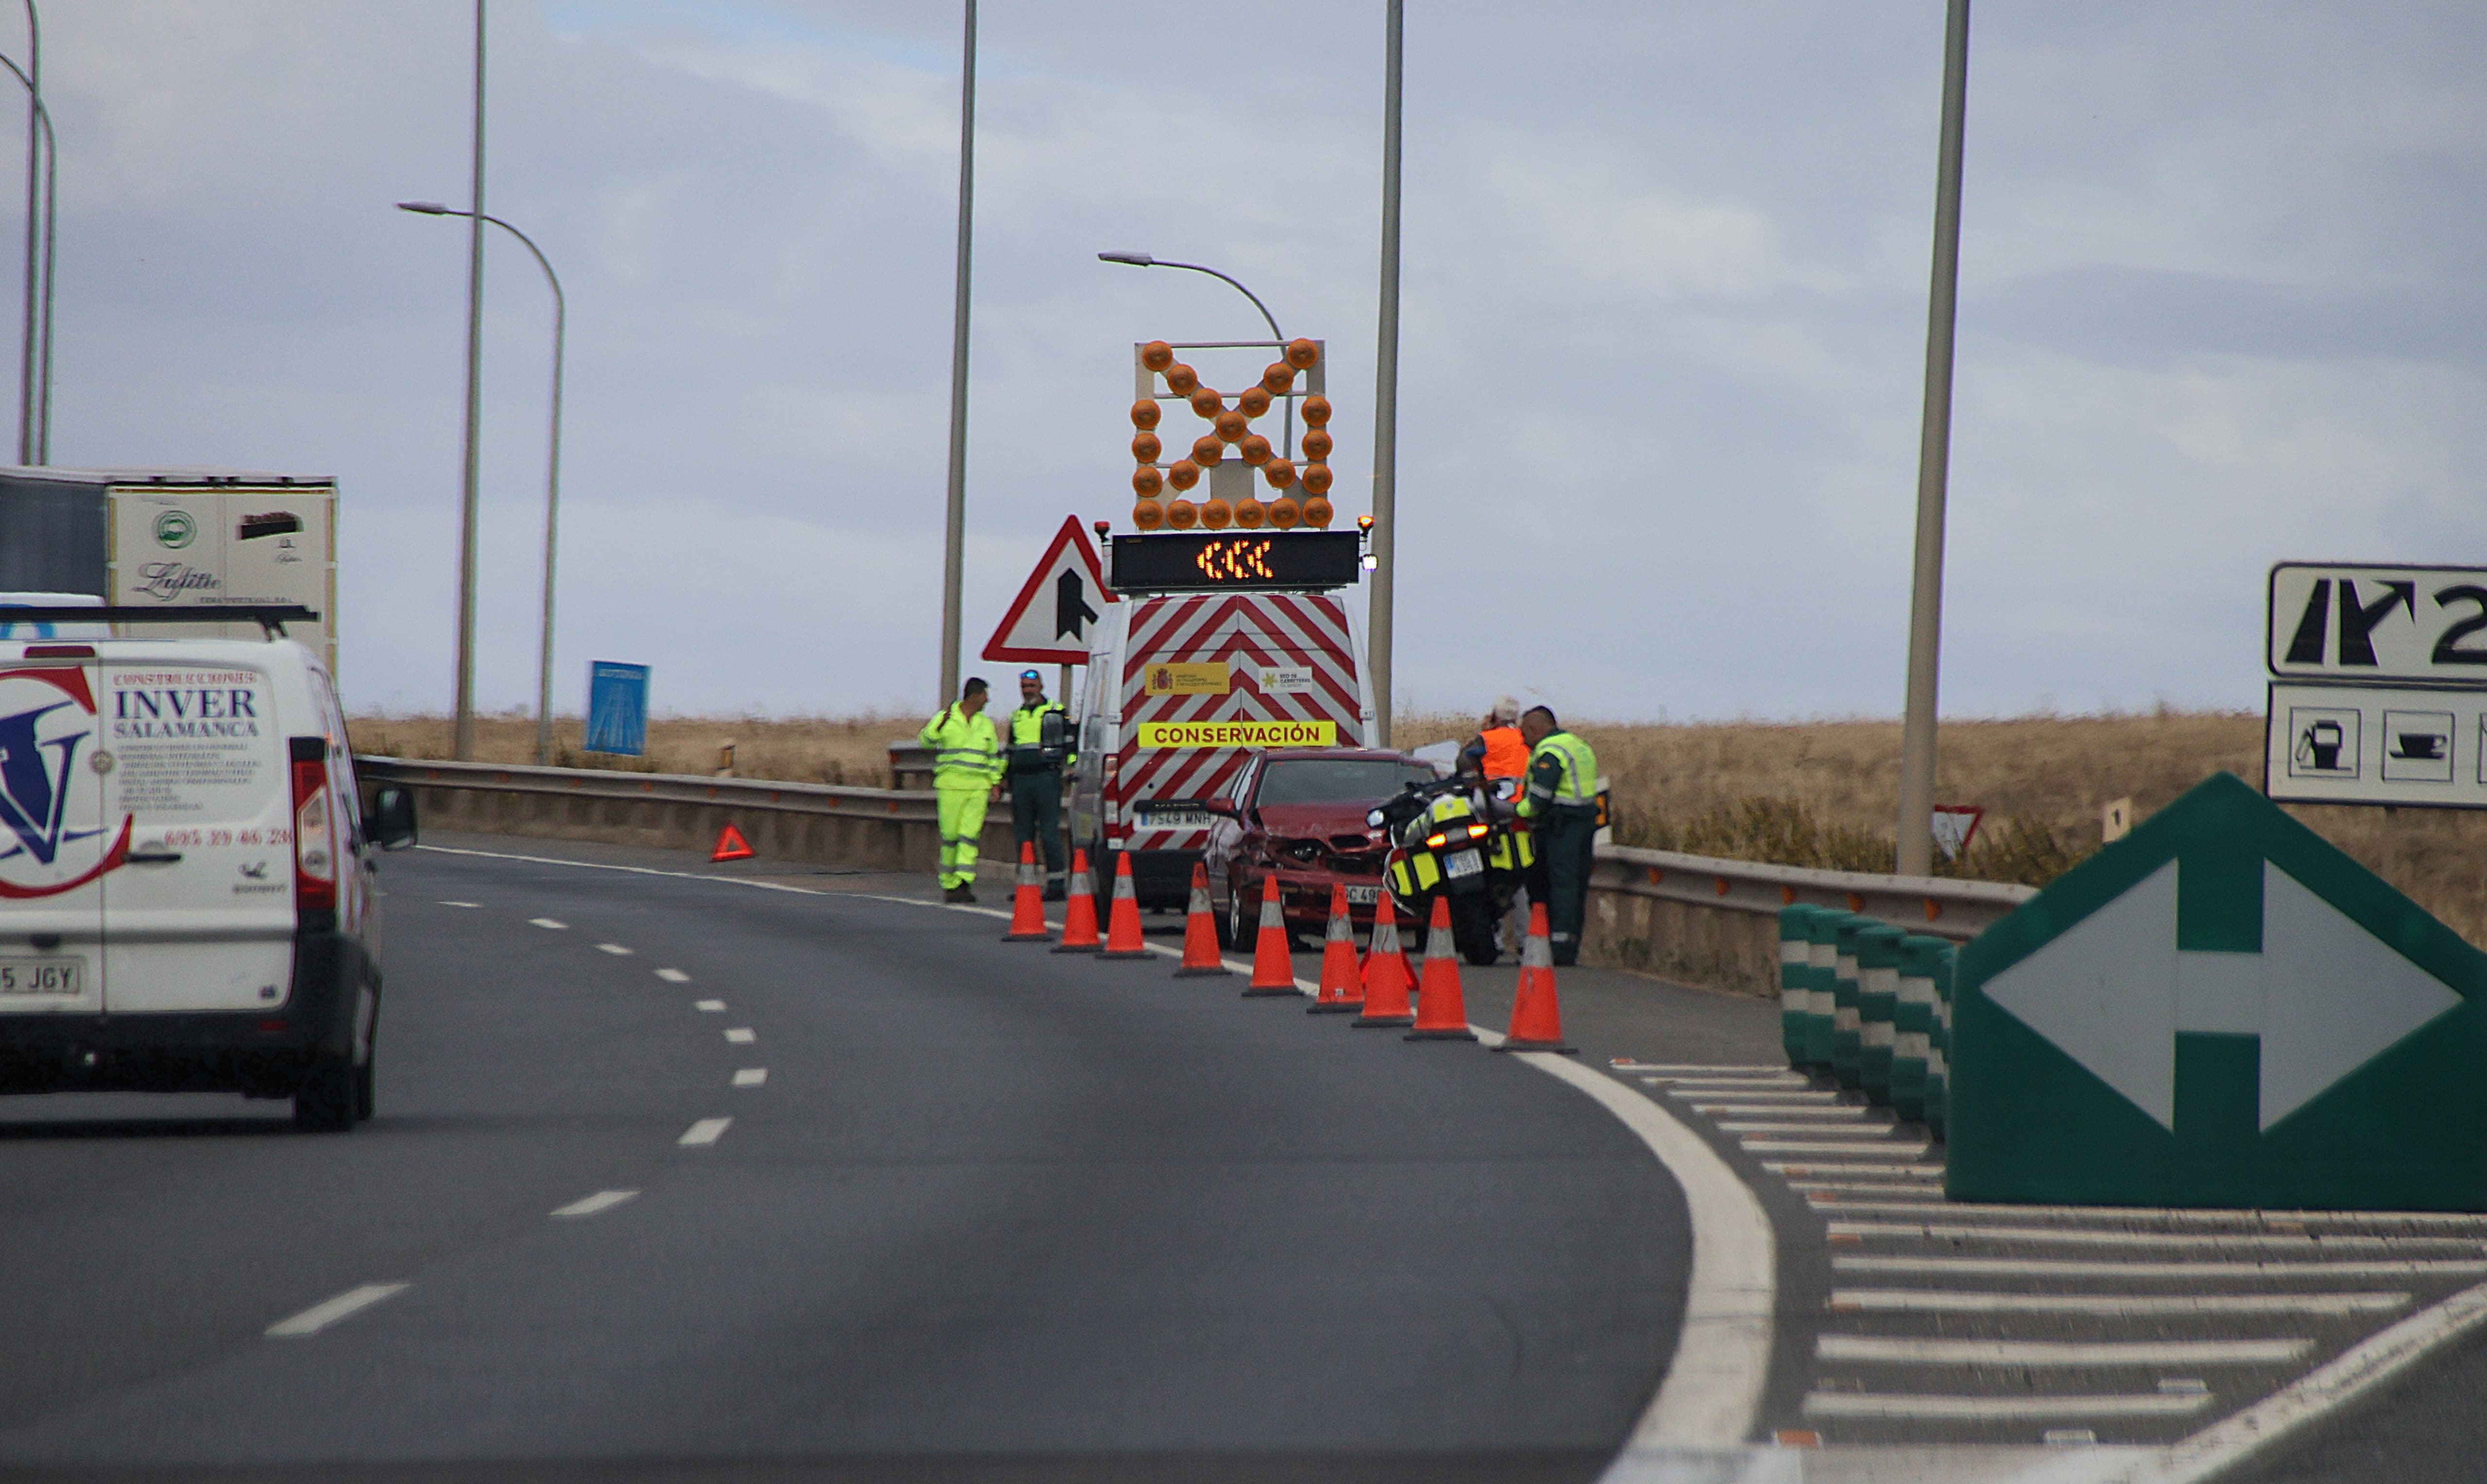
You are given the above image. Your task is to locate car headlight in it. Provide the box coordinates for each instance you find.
[1366,807,1386,828]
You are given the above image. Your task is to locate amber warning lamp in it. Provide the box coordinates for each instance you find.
[1121,336,1336,534]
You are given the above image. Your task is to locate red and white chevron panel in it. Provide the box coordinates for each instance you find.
[1112,593,1365,850]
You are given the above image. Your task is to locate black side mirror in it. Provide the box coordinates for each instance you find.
[371,785,419,851]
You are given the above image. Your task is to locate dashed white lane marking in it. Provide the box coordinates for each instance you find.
[1835,1255,2487,1279]
[732,1068,767,1087]
[551,1189,639,1218]
[265,1283,408,1338]
[438,900,480,908]
[1828,1222,2483,1251]
[678,1117,732,1146]
[656,968,690,983]
[1817,1336,2313,1367]
[597,943,634,956]
[724,1027,755,1044]
[695,999,726,1012]
[1829,1289,2410,1317]
[529,917,567,930]
[1803,1391,2214,1422]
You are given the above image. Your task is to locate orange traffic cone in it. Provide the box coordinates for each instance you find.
[1051,848,1101,953]
[1495,902,1577,1054]
[1099,852,1150,959]
[1175,863,1231,977]
[1307,884,1363,1013]
[1241,875,1298,998]
[1003,842,1050,942]
[1406,896,1477,1041]
[711,822,754,862]
[1351,887,1416,1028]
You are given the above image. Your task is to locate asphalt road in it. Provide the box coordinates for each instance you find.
[0,838,1690,1484]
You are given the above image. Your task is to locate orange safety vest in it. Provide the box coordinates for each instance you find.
[1478,725,1529,781]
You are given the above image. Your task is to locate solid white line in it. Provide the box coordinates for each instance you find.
[1816,1336,2312,1367]
[2087,1277,2487,1484]
[1744,1140,1932,1156]
[1827,1221,2483,1251]
[1764,1161,1945,1178]
[1718,1121,1893,1136]
[732,1067,767,1087]
[724,1027,755,1044]
[1835,1255,2487,1279]
[437,900,480,908]
[695,999,725,1012]
[551,1189,638,1218]
[656,968,690,983]
[1804,1197,2487,1228]
[1803,1391,2212,1421]
[528,917,567,929]
[1527,1055,1774,1454]
[1828,1289,2409,1316]
[678,1117,732,1146]
[597,943,634,956]
[265,1283,408,1338]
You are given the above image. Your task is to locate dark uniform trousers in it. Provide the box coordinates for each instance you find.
[1009,767,1066,880]
[1527,805,1598,966]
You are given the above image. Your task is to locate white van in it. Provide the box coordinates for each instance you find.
[0,611,414,1129]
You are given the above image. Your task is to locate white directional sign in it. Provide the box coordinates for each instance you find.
[2268,563,2487,682]
[2266,682,2487,808]
[1987,858,2460,1132]
[982,516,1116,666]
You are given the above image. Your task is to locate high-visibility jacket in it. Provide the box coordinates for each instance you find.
[1006,699,1075,773]
[1478,726,1528,783]
[920,705,1002,787]
[1518,729,1599,819]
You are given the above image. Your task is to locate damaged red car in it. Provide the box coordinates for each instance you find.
[1201,748,1445,948]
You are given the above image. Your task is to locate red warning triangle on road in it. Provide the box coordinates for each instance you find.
[711,823,755,862]
[983,515,1117,665]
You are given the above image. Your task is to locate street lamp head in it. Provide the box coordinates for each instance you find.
[397,201,454,216]
[1096,250,1155,267]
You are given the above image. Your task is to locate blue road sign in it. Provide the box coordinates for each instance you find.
[585,661,650,756]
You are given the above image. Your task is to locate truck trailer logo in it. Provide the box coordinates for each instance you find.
[153,510,196,548]
[0,670,131,897]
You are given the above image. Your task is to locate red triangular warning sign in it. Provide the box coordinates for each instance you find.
[711,823,755,862]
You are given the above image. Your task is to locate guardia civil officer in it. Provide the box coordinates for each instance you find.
[1005,668,1077,900]
[918,677,1004,903]
[1516,705,1600,966]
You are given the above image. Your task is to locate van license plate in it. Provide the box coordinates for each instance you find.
[1443,850,1484,880]
[1344,885,1380,905]
[1138,805,1211,829]
[0,957,83,995]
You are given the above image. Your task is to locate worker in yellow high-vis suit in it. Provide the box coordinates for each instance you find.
[919,677,1004,903]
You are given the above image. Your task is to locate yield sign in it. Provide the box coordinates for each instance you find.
[1949,771,2487,1211]
[983,516,1116,665]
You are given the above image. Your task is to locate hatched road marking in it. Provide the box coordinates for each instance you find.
[1827,1288,2410,1317]
[1816,1336,2314,1367]
[1803,1391,2214,1422]
[266,1283,408,1338]
[1826,1221,2484,1251]
[1834,1255,2487,1280]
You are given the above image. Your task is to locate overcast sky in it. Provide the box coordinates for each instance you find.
[24,1,2487,720]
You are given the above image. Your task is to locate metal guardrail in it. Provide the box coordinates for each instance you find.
[1590,840,2035,941]
[355,755,939,820]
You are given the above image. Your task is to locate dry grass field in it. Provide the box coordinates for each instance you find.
[354,707,2487,944]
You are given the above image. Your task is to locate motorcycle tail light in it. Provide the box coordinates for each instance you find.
[1424,832,1448,850]
[1465,823,1489,839]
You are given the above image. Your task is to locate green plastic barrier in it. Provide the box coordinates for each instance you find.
[1831,916,1868,1090]
[1776,906,1817,1069]
[1925,939,1953,1141]
[1857,923,1906,1105]
[1891,935,1945,1123]
[1803,909,1846,1070]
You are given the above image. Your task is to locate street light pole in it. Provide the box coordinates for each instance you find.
[1369,0,1405,749]
[1894,0,1972,878]
[451,0,487,762]
[1093,252,1292,459]
[0,43,51,466]
[937,0,976,706]
[400,203,565,767]
[14,1,33,467]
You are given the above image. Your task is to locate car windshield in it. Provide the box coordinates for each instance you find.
[1253,758,1435,807]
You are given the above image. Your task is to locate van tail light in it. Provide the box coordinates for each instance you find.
[290,738,336,920]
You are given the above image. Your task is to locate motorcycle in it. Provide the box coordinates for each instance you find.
[1365,773,1533,966]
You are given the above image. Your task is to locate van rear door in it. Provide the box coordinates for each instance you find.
[0,657,112,1014]
[98,661,294,1013]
